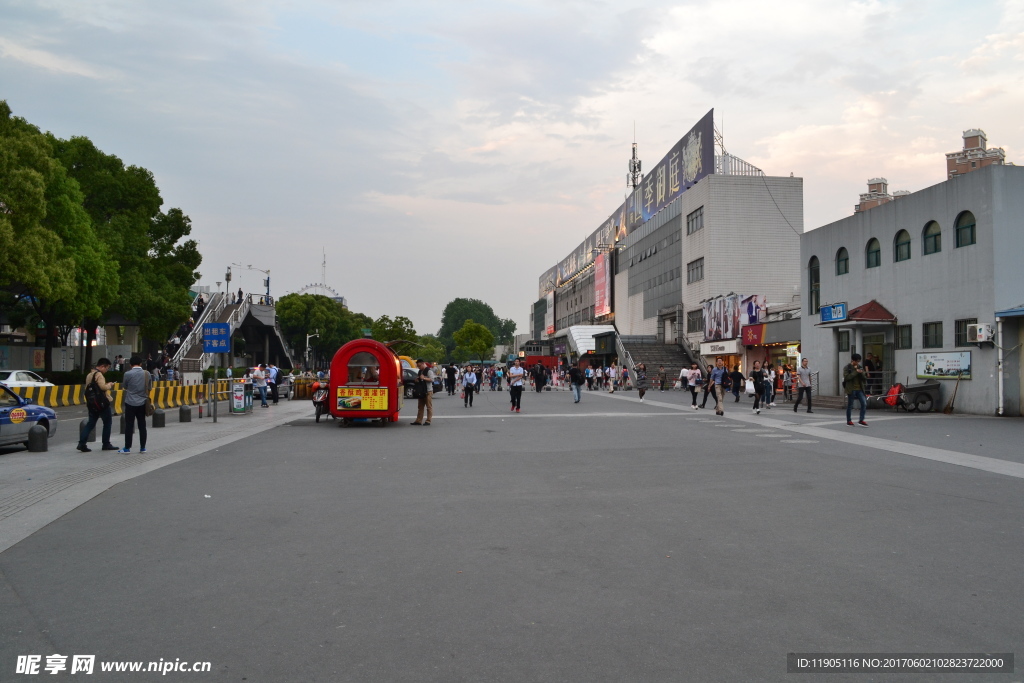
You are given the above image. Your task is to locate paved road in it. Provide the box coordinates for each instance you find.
[2,388,1022,681]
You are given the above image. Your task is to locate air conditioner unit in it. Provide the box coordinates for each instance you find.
[967,323,994,343]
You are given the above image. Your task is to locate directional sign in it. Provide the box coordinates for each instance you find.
[820,303,848,323]
[203,323,230,352]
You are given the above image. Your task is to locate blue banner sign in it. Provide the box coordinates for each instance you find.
[203,323,231,352]
[820,303,848,323]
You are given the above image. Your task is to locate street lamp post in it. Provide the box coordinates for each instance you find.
[306,332,320,371]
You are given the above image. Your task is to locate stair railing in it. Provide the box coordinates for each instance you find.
[171,292,225,367]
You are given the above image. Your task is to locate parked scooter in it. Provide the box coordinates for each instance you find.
[312,381,330,422]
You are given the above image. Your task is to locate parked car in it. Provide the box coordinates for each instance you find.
[402,367,443,398]
[0,383,57,448]
[0,370,55,388]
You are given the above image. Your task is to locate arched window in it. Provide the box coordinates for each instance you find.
[894,230,911,262]
[923,221,941,255]
[808,256,820,314]
[956,211,976,247]
[836,247,849,275]
[866,238,881,268]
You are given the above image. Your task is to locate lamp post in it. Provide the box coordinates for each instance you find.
[306,332,320,371]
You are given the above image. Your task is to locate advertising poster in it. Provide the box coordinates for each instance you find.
[337,387,390,411]
[594,253,611,317]
[31,349,45,370]
[704,294,761,341]
[544,291,555,336]
[917,352,971,380]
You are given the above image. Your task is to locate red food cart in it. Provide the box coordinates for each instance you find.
[329,339,404,426]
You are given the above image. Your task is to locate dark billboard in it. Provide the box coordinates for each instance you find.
[538,109,714,296]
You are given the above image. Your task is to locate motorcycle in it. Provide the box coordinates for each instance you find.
[312,381,330,422]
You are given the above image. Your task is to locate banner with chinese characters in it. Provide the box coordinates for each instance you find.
[594,253,611,317]
[538,109,714,296]
[544,291,555,336]
[337,386,390,411]
[202,323,231,352]
[917,352,971,380]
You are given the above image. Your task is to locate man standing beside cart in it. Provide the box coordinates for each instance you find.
[412,359,434,426]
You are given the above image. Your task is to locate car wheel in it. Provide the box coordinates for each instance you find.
[914,393,933,412]
[315,404,322,423]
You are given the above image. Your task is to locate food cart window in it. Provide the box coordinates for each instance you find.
[347,352,381,383]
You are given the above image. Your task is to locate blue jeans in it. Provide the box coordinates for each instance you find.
[258,385,268,406]
[846,390,867,423]
[571,383,581,402]
[79,404,113,447]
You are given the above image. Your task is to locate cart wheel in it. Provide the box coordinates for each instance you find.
[315,404,322,423]
[404,386,414,399]
[377,418,386,427]
[339,418,348,428]
[915,393,934,413]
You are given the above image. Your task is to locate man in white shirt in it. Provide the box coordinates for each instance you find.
[507,358,525,413]
[252,364,268,408]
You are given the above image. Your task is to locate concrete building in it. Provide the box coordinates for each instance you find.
[946,129,1009,179]
[800,163,1024,416]
[854,178,909,214]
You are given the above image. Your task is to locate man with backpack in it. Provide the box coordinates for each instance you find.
[78,358,118,453]
[844,353,868,427]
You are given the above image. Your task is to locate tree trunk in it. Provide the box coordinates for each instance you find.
[83,319,97,370]
[43,322,54,373]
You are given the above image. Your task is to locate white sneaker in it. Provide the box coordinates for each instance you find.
[771,402,777,407]
[756,408,760,414]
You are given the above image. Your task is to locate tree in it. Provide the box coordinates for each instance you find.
[452,319,494,364]
[437,298,515,354]
[372,315,418,356]
[49,135,201,366]
[276,293,371,368]
[0,102,119,370]
[418,334,447,363]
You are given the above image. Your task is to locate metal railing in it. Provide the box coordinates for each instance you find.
[172,292,225,369]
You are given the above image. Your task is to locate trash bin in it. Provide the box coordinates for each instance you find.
[231,380,253,414]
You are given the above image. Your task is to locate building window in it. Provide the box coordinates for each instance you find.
[835,247,849,275]
[956,211,976,247]
[686,309,704,333]
[894,230,911,262]
[895,325,912,350]
[955,318,978,346]
[686,206,704,235]
[866,238,881,268]
[923,221,941,255]
[923,321,943,348]
[808,256,820,314]
[686,257,704,284]
[838,330,850,353]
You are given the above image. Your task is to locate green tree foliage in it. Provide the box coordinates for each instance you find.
[437,298,515,353]
[0,102,119,370]
[418,334,447,363]
[276,293,372,367]
[50,136,201,359]
[452,319,495,364]
[371,315,418,356]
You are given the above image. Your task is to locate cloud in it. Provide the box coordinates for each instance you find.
[0,37,106,78]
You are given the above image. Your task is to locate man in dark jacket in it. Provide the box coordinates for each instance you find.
[568,363,584,403]
[844,353,868,427]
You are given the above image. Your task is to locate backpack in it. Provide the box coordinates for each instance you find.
[84,372,110,413]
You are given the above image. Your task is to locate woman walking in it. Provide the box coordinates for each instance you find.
[635,364,648,402]
[699,363,715,408]
[782,364,793,401]
[750,360,767,414]
[686,362,702,410]
[462,365,477,407]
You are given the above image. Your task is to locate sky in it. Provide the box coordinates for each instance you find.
[2,0,1022,336]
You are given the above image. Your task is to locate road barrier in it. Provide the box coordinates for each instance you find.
[12,379,231,415]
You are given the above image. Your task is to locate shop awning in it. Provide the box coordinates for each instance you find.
[995,305,1024,318]
[815,299,896,326]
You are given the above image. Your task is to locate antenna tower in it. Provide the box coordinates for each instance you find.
[627,122,642,191]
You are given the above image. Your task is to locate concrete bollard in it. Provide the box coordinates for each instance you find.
[79,419,97,443]
[27,425,48,452]
[152,409,166,428]
[179,405,192,423]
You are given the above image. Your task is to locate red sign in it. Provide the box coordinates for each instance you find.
[742,324,766,345]
[594,253,610,317]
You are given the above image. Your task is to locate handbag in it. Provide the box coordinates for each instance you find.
[144,398,155,417]
[746,377,757,395]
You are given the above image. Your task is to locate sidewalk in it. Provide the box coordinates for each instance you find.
[0,400,310,553]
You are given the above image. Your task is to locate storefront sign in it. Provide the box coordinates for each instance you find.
[700,339,741,356]
[594,253,611,317]
[553,343,567,355]
[820,303,847,323]
[337,387,390,411]
[917,351,971,380]
[786,344,800,356]
[742,324,766,345]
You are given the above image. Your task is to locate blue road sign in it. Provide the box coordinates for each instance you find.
[820,303,848,323]
[203,323,231,352]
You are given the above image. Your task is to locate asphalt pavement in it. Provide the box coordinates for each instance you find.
[1,387,1022,682]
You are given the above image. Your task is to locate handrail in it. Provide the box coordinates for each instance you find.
[171,292,225,366]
